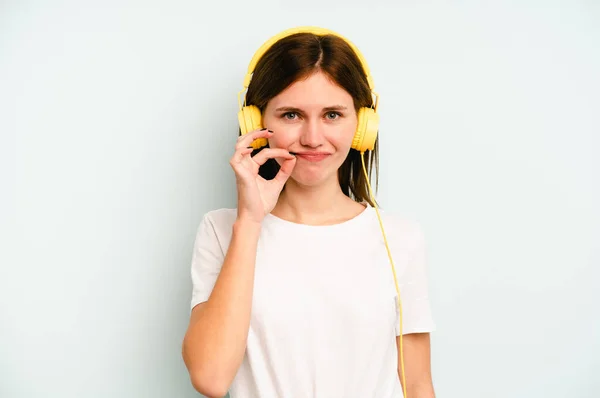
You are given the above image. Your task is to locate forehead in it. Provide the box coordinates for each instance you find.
[267,72,354,108]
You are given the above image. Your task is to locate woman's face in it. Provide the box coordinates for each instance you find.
[262,71,358,188]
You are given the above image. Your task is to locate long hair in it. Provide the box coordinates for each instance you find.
[242,32,379,206]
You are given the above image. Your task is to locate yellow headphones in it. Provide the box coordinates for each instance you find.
[237,26,380,153]
[238,26,410,398]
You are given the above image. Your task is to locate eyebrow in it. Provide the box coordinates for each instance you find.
[274,105,348,112]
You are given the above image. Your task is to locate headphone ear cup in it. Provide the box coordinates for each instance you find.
[238,105,268,149]
[352,107,379,152]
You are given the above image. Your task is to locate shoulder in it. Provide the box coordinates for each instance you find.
[371,206,426,251]
[195,207,239,241]
[200,207,238,228]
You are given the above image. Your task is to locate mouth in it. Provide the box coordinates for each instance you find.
[291,152,331,162]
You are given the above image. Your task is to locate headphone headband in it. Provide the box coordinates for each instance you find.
[242,26,375,91]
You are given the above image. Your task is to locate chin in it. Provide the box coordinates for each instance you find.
[289,168,337,188]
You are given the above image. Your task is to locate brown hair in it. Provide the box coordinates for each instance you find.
[242,32,379,206]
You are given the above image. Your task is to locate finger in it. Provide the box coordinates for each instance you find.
[237,126,270,140]
[236,128,273,149]
[236,127,271,143]
[251,148,294,166]
[230,147,254,164]
[272,156,297,185]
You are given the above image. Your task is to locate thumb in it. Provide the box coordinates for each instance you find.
[272,156,296,186]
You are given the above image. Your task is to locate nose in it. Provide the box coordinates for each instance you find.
[299,118,325,148]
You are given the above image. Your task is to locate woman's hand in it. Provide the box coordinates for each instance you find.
[229,128,296,224]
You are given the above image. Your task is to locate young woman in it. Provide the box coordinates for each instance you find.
[182,27,436,398]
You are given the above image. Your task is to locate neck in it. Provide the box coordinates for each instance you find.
[272,178,361,225]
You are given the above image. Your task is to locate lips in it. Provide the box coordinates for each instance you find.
[295,153,330,162]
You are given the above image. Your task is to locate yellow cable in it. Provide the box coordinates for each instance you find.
[360,152,407,398]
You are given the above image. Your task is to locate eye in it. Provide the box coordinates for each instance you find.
[282,112,298,120]
[325,111,341,120]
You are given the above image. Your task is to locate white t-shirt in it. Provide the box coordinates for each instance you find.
[190,204,435,398]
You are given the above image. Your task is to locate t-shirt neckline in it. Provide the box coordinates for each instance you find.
[263,203,373,231]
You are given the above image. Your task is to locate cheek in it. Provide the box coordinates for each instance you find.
[268,135,292,150]
[332,125,357,150]
[336,115,358,144]
[266,126,302,149]
[264,117,289,148]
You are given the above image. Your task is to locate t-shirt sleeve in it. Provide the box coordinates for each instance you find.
[190,213,225,311]
[395,221,436,335]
